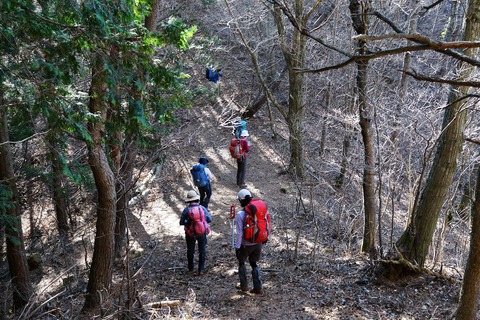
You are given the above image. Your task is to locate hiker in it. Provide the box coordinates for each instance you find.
[205,67,222,83]
[236,130,250,188]
[235,189,269,294]
[179,190,213,275]
[191,157,213,209]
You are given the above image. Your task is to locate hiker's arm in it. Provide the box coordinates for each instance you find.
[204,208,212,223]
[235,211,244,249]
[205,167,214,181]
[179,208,189,226]
[243,139,250,153]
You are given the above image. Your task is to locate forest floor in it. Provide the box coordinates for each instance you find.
[86,101,461,319]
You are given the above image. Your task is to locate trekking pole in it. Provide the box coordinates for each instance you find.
[230,204,236,248]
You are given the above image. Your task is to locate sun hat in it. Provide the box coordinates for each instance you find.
[240,130,249,137]
[184,190,200,202]
[199,157,209,165]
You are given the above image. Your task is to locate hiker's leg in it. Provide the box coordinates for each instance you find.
[237,158,246,186]
[236,159,242,186]
[202,182,212,208]
[237,246,249,291]
[248,243,262,264]
[186,235,195,271]
[238,263,248,291]
[240,157,247,185]
[248,244,263,293]
[197,234,207,273]
[251,267,263,294]
[198,186,206,208]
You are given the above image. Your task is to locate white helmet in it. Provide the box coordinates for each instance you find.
[237,189,251,200]
[240,130,249,137]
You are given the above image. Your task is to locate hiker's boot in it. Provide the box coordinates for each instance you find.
[250,267,263,294]
[238,264,249,292]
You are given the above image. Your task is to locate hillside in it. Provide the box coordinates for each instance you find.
[3,1,475,319]
[7,97,462,319]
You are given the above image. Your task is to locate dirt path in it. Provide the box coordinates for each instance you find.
[124,105,460,319]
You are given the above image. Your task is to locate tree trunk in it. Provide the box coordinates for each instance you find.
[456,162,480,319]
[350,0,376,256]
[396,0,479,267]
[399,0,420,96]
[114,138,137,258]
[112,0,158,258]
[0,106,32,309]
[82,55,117,312]
[144,0,160,31]
[273,1,306,179]
[455,0,480,318]
[47,134,70,241]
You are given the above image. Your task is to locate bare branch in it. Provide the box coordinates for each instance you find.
[298,42,464,73]
[401,69,480,88]
[0,130,50,147]
[372,11,480,67]
[422,0,446,14]
[299,37,480,74]
[224,0,288,119]
[266,0,351,57]
[270,3,480,73]
[465,138,480,145]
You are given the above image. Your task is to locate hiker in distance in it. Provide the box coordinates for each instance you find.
[235,189,271,294]
[191,156,213,209]
[236,130,250,188]
[179,190,213,276]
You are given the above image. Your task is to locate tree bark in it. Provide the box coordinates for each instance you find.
[272,1,306,178]
[144,0,160,31]
[82,55,117,312]
[47,134,70,241]
[455,0,480,318]
[350,0,376,256]
[0,105,32,309]
[456,163,480,319]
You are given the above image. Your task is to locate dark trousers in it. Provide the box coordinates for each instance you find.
[236,157,247,186]
[237,243,262,267]
[186,233,207,272]
[198,182,212,209]
[237,243,263,291]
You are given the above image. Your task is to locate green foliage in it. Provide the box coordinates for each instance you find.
[1,0,200,212]
[159,17,198,50]
[0,184,22,245]
[0,184,13,215]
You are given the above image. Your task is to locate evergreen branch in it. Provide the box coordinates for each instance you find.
[19,4,81,30]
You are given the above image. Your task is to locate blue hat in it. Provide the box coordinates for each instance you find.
[199,157,208,165]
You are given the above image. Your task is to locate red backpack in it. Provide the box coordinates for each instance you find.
[185,206,210,237]
[243,199,271,243]
[229,138,243,159]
